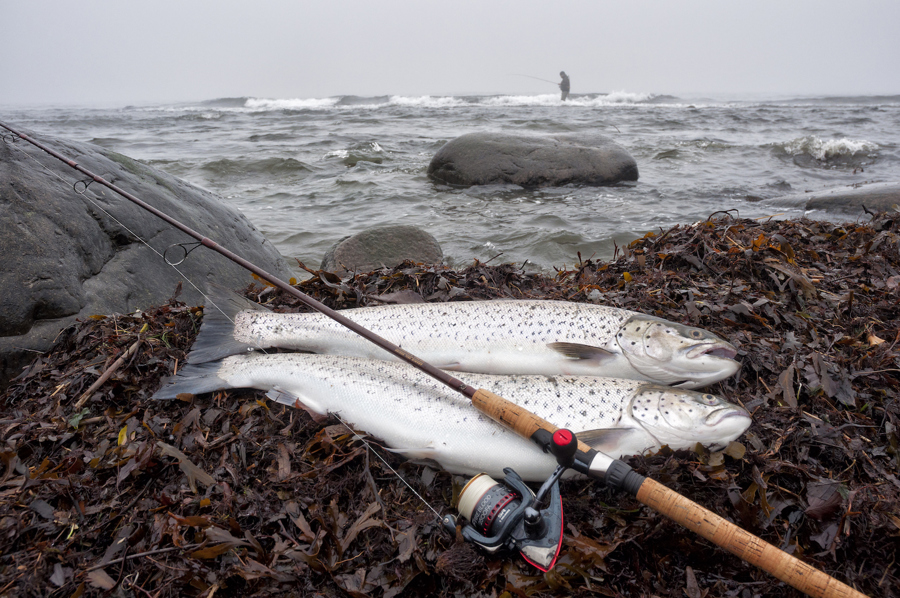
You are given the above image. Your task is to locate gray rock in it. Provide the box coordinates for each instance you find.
[0,129,293,387]
[321,225,442,274]
[759,182,900,213]
[427,132,638,187]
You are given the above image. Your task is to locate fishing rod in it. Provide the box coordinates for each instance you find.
[509,74,622,133]
[0,121,867,598]
[510,73,561,86]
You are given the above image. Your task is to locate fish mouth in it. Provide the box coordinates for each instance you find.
[704,407,751,426]
[687,342,738,361]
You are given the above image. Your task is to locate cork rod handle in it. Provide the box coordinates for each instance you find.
[471,388,868,598]
[636,479,867,598]
[471,388,594,455]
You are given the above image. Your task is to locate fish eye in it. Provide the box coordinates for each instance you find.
[701,394,719,404]
[690,330,704,338]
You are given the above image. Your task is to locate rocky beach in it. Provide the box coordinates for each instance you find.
[1,98,898,596]
[1,201,897,596]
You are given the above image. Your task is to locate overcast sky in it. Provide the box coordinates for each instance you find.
[2,0,898,106]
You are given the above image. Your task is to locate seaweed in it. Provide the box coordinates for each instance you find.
[1,213,897,597]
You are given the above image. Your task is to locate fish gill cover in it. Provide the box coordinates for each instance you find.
[1,213,898,597]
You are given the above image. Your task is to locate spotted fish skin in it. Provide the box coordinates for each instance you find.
[153,353,751,481]
[190,292,740,389]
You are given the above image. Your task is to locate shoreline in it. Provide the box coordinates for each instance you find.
[1,213,897,597]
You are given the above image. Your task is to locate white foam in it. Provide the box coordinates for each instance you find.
[152,91,673,114]
[481,94,561,106]
[386,95,467,108]
[482,91,657,107]
[782,135,878,160]
[595,90,654,104]
[245,97,340,110]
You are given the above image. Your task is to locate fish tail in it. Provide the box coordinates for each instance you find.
[152,360,230,400]
[187,284,268,364]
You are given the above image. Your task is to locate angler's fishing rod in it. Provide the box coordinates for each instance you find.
[510,73,560,86]
[0,121,867,598]
[508,75,622,133]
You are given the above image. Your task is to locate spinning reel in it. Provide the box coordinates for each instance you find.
[441,428,579,571]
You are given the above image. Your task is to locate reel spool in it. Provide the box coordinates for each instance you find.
[457,473,522,539]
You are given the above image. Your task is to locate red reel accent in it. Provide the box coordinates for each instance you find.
[552,429,573,446]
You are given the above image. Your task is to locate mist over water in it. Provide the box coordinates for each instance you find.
[3,93,899,275]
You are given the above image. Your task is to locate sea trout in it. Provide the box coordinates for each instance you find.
[188,290,740,389]
[153,353,751,480]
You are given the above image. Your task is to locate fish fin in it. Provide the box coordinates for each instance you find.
[152,361,230,400]
[575,428,638,452]
[547,342,615,362]
[187,284,271,364]
[265,386,327,422]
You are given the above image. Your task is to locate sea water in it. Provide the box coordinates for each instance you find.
[3,93,898,274]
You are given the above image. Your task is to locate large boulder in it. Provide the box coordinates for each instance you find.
[758,182,900,213]
[427,132,638,187]
[321,225,443,274]
[0,129,293,387]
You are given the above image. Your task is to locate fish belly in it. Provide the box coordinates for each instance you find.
[217,353,640,480]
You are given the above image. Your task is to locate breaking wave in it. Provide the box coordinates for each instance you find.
[782,136,878,160]
[170,92,680,113]
[772,135,879,168]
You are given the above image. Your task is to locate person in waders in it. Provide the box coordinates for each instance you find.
[559,71,570,101]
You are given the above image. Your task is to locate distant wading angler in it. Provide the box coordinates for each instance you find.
[559,71,570,101]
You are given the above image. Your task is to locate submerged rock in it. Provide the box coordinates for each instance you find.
[0,129,292,387]
[758,181,900,214]
[427,131,639,188]
[321,225,443,274]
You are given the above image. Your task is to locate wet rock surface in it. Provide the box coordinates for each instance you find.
[759,181,900,213]
[320,224,443,274]
[1,213,898,597]
[0,130,292,388]
[427,132,639,188]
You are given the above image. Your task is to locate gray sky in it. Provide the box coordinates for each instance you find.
[2,0,898,106]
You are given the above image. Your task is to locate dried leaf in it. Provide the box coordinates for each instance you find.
[805,482,843,521]
[190,544,234,560]
[276,442,291,481]
[340,502,383,554]
[157,441,215,492]
[777,365,797,408]
[684,566,703,598]
[396,525,417,563]
[723,441,747,460]
[868,333,886,346]
[86,569,117,590]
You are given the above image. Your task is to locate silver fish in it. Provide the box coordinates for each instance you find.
[189,291,740,389]
[153,353,751,481]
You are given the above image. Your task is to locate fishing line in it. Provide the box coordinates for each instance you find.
[330,412,442,520]
[507,75,622,132]
[0,121,479,403]
[0,131,269,356]
[2,127,444,520]
[509,73,559,86]
[0,123,871,596]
